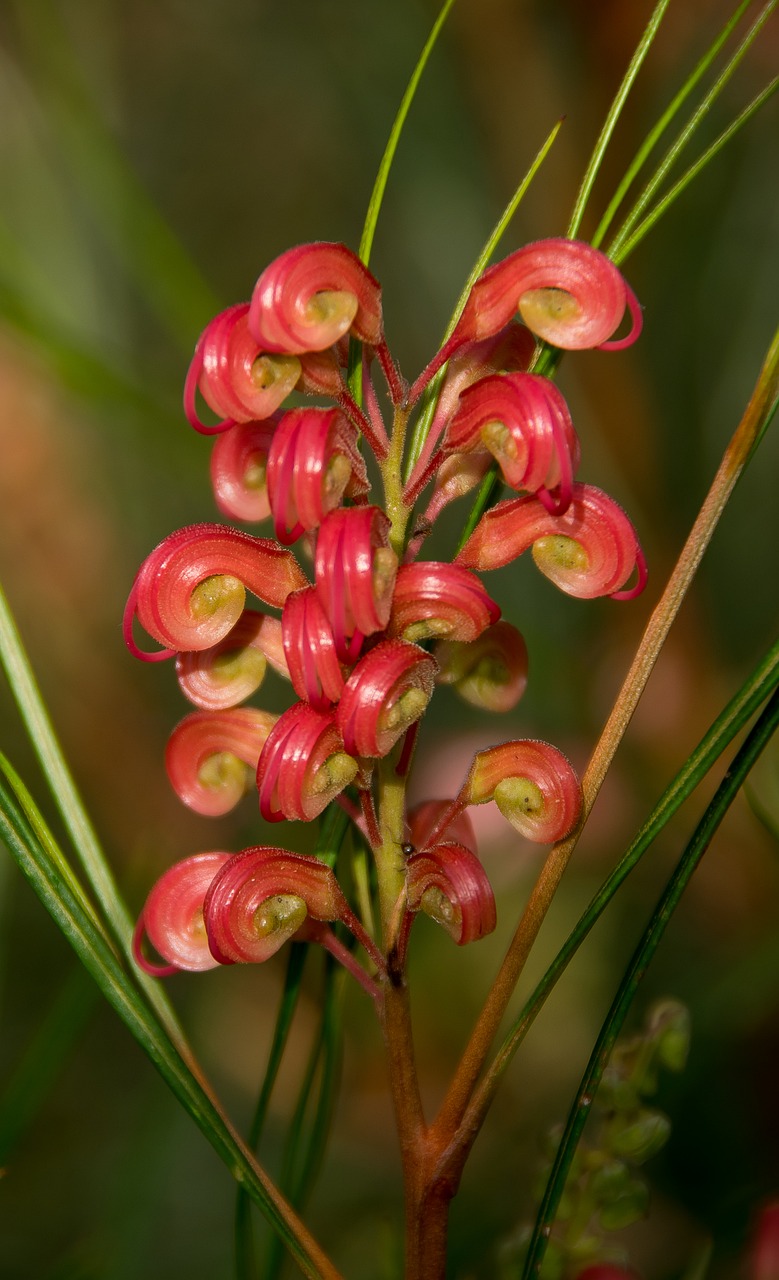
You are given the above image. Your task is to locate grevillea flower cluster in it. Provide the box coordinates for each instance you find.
[126,236,645,991]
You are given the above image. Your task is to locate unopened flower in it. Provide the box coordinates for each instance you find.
[388,562,500,644]
[165,707,277,816]
[282,586,346,710]
[337,639,437,759]
[406,842,496,945]
[248,242,384,353]
[209,419,276,523]
[133,851,233,974]
[315,506,398,662]
[465,739,583,844]
[435,620,528,712]
[256,702,358,822]
[266,406,368,545]
[175,610,287,711]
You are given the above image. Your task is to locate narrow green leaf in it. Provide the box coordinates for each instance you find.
[567,0,673,239]
[521,688,779,1279]
[0,771,341,1280]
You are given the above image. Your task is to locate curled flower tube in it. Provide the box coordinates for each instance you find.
[124,523,309,660]
[406,843,496,945]
[337,640,437,759]
[464,739,582,844]
[443,373,580,513]
[175,610,287,711]
[204,847,351,964]
[248,242,383,354]
[282,587,345,710]
[452,238,642,351]
[210,420,276,523]
[184,303,303,434]
[456,483,647,600]
[407,799,478,855]
[166,707,277,816]
[256,703,358,822]
[435,620,529,712]
[133,851,233,975]
[315,507,398,662]
[267,406,369,545]
[388,562,500,644]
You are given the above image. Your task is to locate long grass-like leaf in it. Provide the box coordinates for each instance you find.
[520,687,779,1280]
[0,769,342,1280]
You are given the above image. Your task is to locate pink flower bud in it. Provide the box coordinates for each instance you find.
[256,702,358,822]
[456,483,646,600]
[406,843,496,945]
[175,610,287,711]
[210,419,275,523]
[203,847,351,964]
[315,507,399,662]
[388,562,500,644]
[184,304,302,434]
[752,1201,779,1280]
[435,620,528,712]
[452,238,642,351]
[134,851,233,974]
[465,739,583,844]
[248,242,383,354]
[282,587,346,710]
[407,799,478,854]
[444,373,580,512]
[124,524,309,660]
[337,640,437,759]
[166,707,277,816]
[267,406,369,545]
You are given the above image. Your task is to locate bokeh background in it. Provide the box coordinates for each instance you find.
[0,1,777,1277]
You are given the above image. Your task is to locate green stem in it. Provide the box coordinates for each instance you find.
[521,687,779,1279]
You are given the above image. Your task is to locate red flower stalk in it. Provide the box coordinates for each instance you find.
[435,620,528,712]
[133,851,233,975]
[248,242,383,354]
[256,702,358,822]
[166,707,277,816]
[337,639,437,759]
[203,847,351,964]
[175,610,287,711]
[456,482,647,600]
[124,523,309,660]
[282,587,346,711]
[406,842,497,945]
[266,406,369,545]
[210,419,276,523]
[464,739,583,844]
[452,238,642,351]
[184,303,303,434]
[388,562,500,644]
[443,373,581,514]
[314,507,399,662]
[407,799,478,854]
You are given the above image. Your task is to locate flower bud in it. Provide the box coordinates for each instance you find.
[435,620,528,712]
[175,610,287,711]
[184,304,302,433]
[203,846,350,964]
[210,419,276,523]
[607,1108,671,1163]
[249,242,383,354]
[166,708,277,816]
[388,562,500,644]
[337,640,437,759]
[256,702,358,822]
[465,739,583,844]
[646,998,691,1073]
[267,406,368,544]
[406,843,496,945]
[315,507,398,662]
[282,586,346,710]
[133,851,233,974]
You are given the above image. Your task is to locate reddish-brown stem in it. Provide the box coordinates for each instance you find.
[315,924,383,1002]
[359,787,382,850]
[337,384,389,460]
[402,446,444,507]
[407,333,461,406]
[376,337,407,406]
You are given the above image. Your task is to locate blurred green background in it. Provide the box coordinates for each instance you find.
[0,1,777,1277]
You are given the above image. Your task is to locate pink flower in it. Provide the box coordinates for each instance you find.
[209,419,276,523]
[256,703,358,822]
[337,639,437,759]
[175,609,287,711]
[388,562,500,644]
[465,739,583,844]
[314,506,398,662]
[165,707,277,816]
[282,586,346,710]
[248,242,383,353]
[435,620,528,713]
[133,852,233,974]
[406,842,497,945]
[266,406,368,544]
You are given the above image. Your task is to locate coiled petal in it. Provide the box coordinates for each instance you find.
[249,242,383,354]
[267,406,369,545]
[465,739,582,844]
[256,703,358,822]
[125,523,309,660]
[204,847,350,964]
[456,483,646,600]
[315,507,398,662]
[210,420,275,523]
[406,843,496,945]
[435,620,528,712]
[337,640,437,759]
[134,851,232,974]
[388,562,500,644]
[166,707,277,816]
[282,587,346,710]
[184,304,302,434]
[175,610,287,711]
